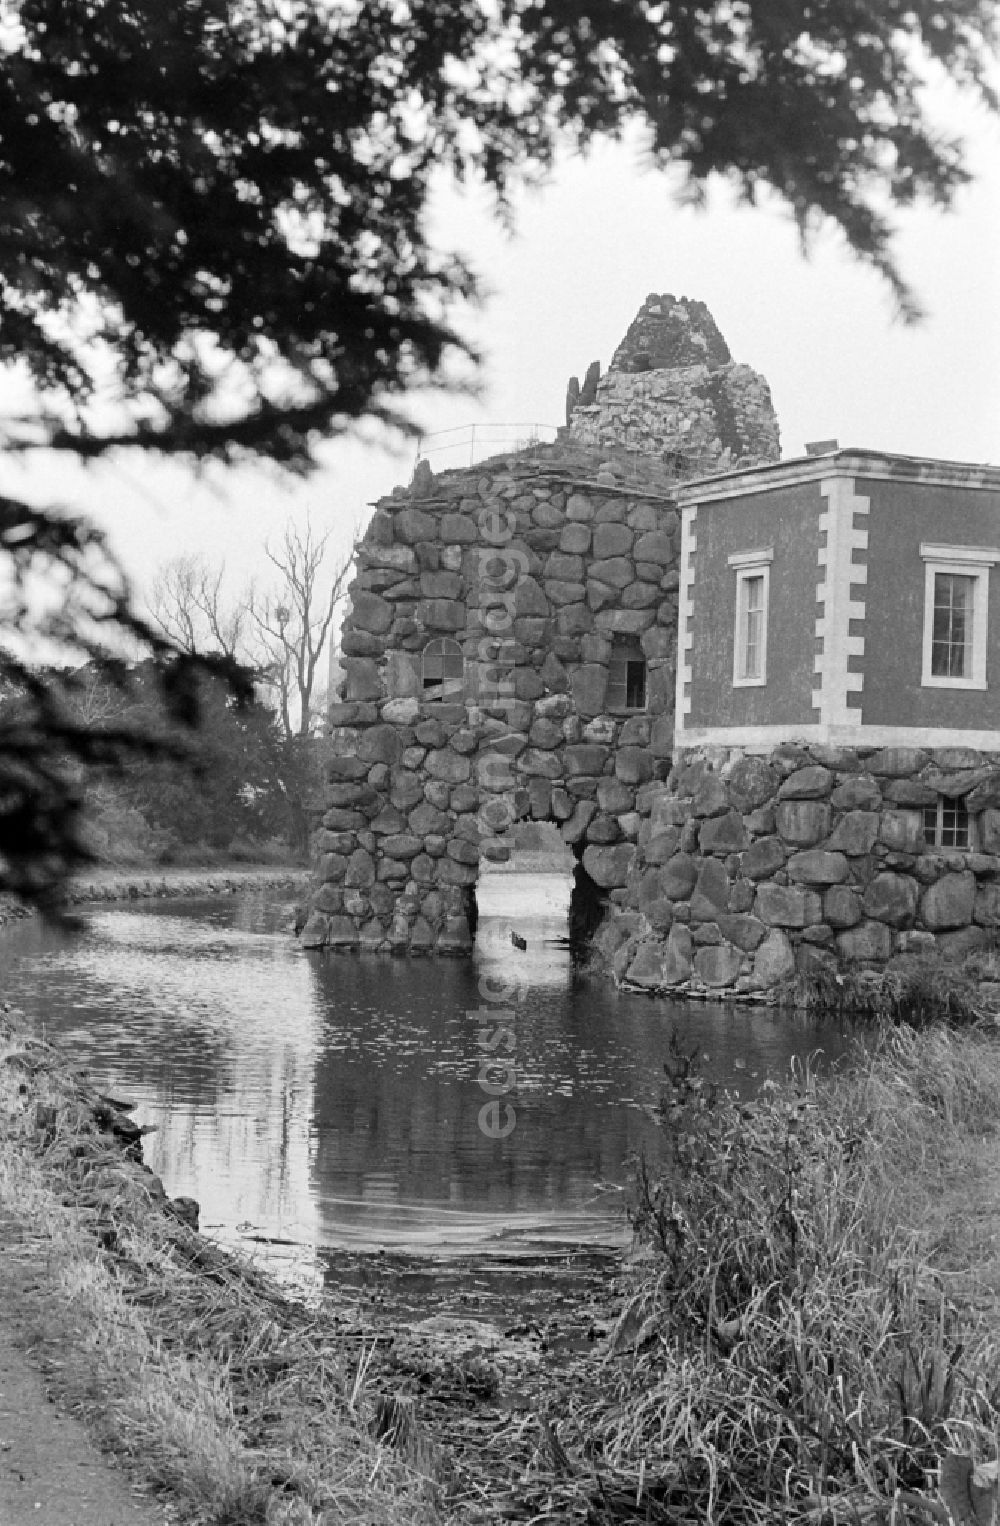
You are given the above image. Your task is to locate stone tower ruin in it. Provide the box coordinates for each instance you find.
[567,292,779,473]
[301,296,780,955]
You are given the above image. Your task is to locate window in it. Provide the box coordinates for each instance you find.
[422,637,464,699]
[923,796,971,849]
[920,543,998,690]
[607,635,646,711]
[729,548,773,686]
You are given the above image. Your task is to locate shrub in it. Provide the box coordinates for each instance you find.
[602,1029,1000,1525]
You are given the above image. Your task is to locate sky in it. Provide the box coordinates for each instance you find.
[0,102,996,634]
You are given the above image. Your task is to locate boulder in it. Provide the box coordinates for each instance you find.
[824,810,879,856]
[830,775,881,810]
[358,725,404,765]
[727,756,779,812]
[920,872,976,930]
[836,920,893,962]
[350,591,394,635]
[754,883,822,928]
[565,744,610,776]
[980,809,1000,854]
[778,766,832,799]
[425,750,472,784]
[325,915,361,949]
[716,913,768,952]
[691,775,729,817]
[878,810,924,853]
[741,836,786,880]
[632,531,675,564]
[644,828,682,864]
[570,664,608,718]
[592,523,634,558]
[661,853,699,899]
[823,885,863,929]
[775,800,832,846]
[699,811,750,855]
[694,945,743,987]
[616,747,654,785]
[974,882,1000,926]
[753,929,796,986]
[690,859,730,921]
[582,844,636,888]
[786,850,848,886]
[862,872,919,928]
[867,748,929,776]
[589,557,634,588]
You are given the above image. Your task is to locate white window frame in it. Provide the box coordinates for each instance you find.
[920,543,998,690]
[729,548,773,687]
[922,795,974,850]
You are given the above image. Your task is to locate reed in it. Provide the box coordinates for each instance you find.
[490,1025,1000,1524]
[782,955,1000,1026]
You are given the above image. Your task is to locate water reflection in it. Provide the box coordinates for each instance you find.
[0,884,853,1265]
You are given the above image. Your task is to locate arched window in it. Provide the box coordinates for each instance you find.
[422,637,464,700]
[607,635,647,711]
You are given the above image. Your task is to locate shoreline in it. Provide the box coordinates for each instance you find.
[0,1001,626,1523]
[6,999,1000,1521]
[0,863,311,929]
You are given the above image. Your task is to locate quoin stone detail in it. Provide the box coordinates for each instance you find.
[813,478,870,728]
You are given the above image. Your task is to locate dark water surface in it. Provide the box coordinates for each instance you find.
[0,878,853,1281]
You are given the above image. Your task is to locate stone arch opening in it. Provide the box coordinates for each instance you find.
[304,440,681,955]
[568,850,608,961]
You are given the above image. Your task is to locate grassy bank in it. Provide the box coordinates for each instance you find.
[0,1008,447,1526]
[4,1002,1000,1523]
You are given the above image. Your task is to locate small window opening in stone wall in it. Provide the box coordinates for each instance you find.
[422,637,464,700]
[608,636,646,711]
[923,795,971,849]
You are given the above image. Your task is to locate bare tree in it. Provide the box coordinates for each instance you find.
[250,518,357,740]
[150,556,252,662]
[146,521,357,852]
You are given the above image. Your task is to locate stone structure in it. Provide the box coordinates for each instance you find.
[301,442,681,953]
[299,298,781,960]
[566,292,780,474]
[598,446,1000,993]
[605,744,1000,995]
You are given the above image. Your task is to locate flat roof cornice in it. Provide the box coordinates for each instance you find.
[676,448,1000,504]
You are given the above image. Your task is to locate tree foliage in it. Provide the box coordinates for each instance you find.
[55,660,293,862]
[1,0,996,470]
[0,0,996,900]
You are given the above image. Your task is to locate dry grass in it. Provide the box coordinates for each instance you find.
[7,1002,1000,1526]
[466,1024,1000,1525]
[0,1008,453,1526]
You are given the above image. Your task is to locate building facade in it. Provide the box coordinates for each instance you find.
[604,449,1000,995]
[676,448,1000,753]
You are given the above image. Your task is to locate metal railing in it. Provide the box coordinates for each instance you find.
[414,421,559,470]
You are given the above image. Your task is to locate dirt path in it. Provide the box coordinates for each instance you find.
[0,1221,170,1526]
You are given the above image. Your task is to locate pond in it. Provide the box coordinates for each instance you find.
[0,876,853,1286]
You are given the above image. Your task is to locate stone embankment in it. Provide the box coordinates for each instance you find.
[62,865,310,905]
[0,866,309,933]
[604,744,1000,995]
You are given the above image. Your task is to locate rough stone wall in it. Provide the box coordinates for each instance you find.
[301,442,682,954]
[567,293,780,473]
[602,744,1000,995]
